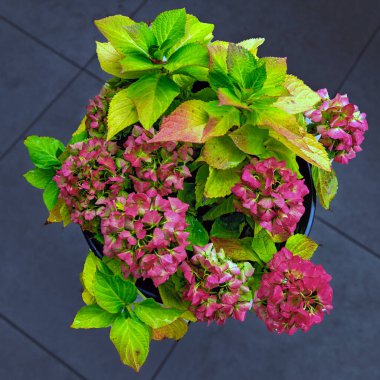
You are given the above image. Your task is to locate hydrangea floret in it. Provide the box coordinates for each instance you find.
[305,88,368,164]
[232,157,309,241]
[101,193,190,287]
[181,244,254,325]
[253,248,333,335]
[22,8,367,372]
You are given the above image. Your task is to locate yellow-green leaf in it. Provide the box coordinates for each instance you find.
[107,88,138,140]
[82,251,100,296]
[274,75,320,114]
[312,166,338,210]
[71,305,116,329]
[204,167,240,198]
[285,234,318,260]
[229,124,268,156]
[152,318,188,341]
[95,42,127,78]
[110,317,150,372]
[211,237,258,261]
[201,136,246,169]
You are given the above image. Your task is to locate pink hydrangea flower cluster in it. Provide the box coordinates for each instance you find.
[53,138,129,231]
[253,248,333,335]
[85,92,112,138]
[231,157,309,241]
[180,244,254,325]
[304,88,368,164]
[123,125,193,196]
[100,193,190,287]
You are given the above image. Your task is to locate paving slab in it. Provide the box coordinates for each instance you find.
[0,72,173,380]
[155,220,380,380]
[0,20,77,157]
[125,0,380,92]
[0,0,144,66]
[316,31,380,253]
[0,318,80,380]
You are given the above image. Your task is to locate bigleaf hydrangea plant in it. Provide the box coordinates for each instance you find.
[23,9,367,372]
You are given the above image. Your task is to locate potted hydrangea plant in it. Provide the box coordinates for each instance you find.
[23,9,367,372]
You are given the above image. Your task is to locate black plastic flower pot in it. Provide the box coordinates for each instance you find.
[83,158,316,302]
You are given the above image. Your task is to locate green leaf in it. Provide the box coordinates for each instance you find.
[95,42,127,78]
[211,237,259,262]
[23,168,55,189]
[256,107,331,171]
[158,278,196,322]
[274,75,320,114]
[202,101,241,140]
[151,100,208,143]
[151,9,186,51]
[229,124,269,156]
[201,136,246,170]
[204,167,240,198]
[285,234,318,260]
[134,299,183,329]
[168,14,214,55]
[237,38,265,57]
[166,43,209,73]
[82,251,100,296]
[195,165,209,208]
[110,317,150,372]
[71,305,116,329]
[185,215,209,247]
[152,318,188,341]
[217,87,250,110]
[43,180,59,211]
[258,57,287,97]
[107,88,138,140]
[127,73,179,129]
[93,272,137,314]
[119,52,158,77]
[210,213,245,239]
[95,15,152,58]
[251,227,277,263]
[312,166,338,210]
[202,196,235,221]
[24,136,64,169]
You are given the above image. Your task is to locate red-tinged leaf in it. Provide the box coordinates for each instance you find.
[150,100,209,143]
[311,166,338,210]
[211,237,259,262]
[256,107,331,171]
[152,318,188,341]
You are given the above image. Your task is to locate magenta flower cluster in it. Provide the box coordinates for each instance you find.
[180,244,254,325]
[85,92,111,138]
[253,248,333,335]
[305,89,368,164]
[232,157,309,241]
[123,126,193,197]
[101,193,190,287]
[53,138,128,231]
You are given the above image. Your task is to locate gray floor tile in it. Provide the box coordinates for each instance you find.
[0,20,77,157]
[0,0,144,66]
[0,318,79,380]
[129,0,380,90]
[316,31,380,253]
[0,72,173,380]
[155,220,380,380]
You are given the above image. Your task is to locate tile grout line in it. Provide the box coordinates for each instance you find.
[334,23,380,94]
[316,215,380,260]
[1,16,103,83]
[150,341,179,380]
[0,313,87,380]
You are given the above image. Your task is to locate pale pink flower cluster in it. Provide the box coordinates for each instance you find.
[53,138,129,231]
[180,244,254,325]
[305,89,368,164]
[253,248,333,335]
[232,158,309,240]
[123,126,193,196]
[100,193,190,287]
